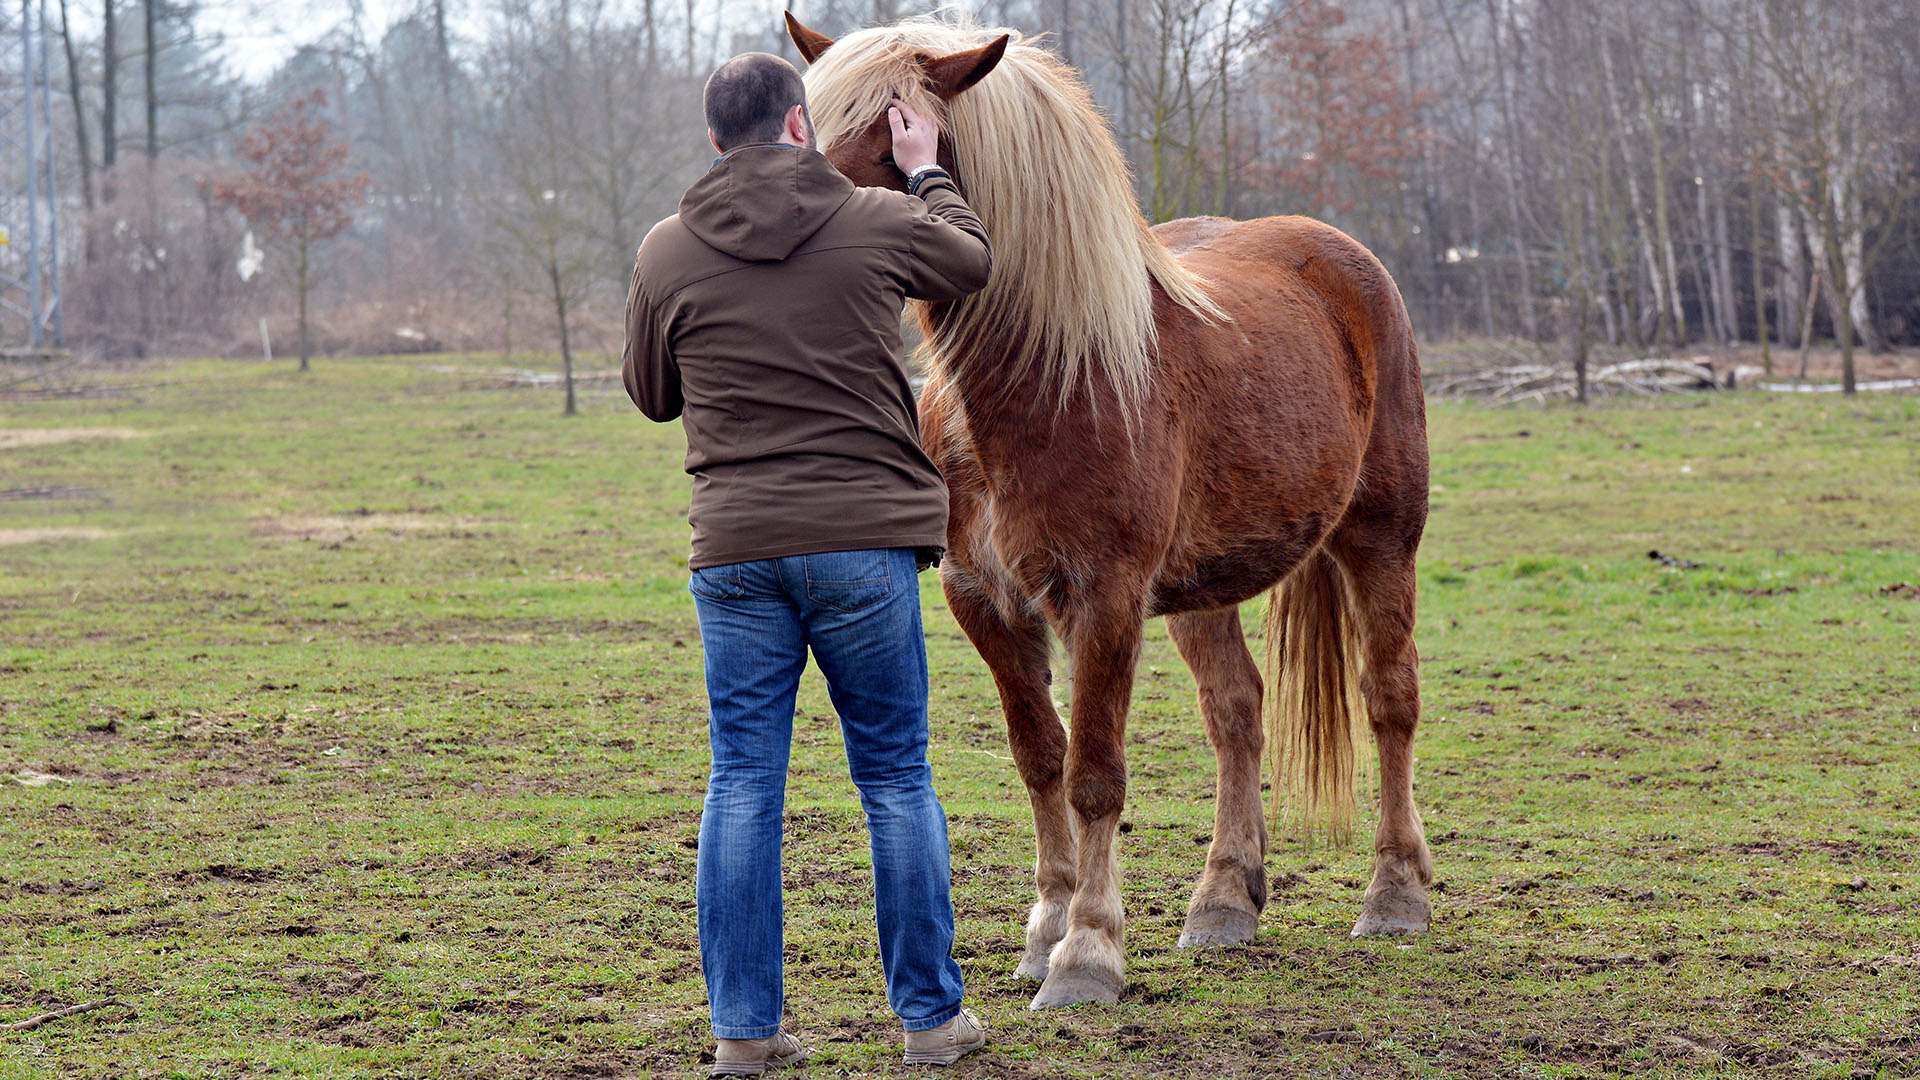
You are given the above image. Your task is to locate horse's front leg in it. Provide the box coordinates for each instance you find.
[1030,607,1143,1009]
[941,566,1075,981]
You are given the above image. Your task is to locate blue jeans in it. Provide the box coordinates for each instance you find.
[689,547,965,1039]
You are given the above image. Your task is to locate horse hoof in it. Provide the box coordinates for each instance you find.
[1351,911,1425,937]
[1177,907,1259,948]
[1029,967,1124,1009]
[1351,893,1431,938]
[1014,953,1050,981]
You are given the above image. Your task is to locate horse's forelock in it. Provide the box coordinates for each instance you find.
[803,23,960,154]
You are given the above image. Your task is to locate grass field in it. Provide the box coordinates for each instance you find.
[3,355,1917,1079]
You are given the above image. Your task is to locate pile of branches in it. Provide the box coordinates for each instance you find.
[1427,358,1719,403]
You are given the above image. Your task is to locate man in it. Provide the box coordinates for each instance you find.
[623,53,993,1075]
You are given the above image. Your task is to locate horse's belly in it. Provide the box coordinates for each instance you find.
[1146,512,1333,617]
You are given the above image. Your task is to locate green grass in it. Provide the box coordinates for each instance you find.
[3,355,1917,1078]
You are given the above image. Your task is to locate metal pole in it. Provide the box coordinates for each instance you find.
[37,0,60,345]
[22,0,40,347]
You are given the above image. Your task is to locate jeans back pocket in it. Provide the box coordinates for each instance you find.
[803,549,894,614]
[689,563,748,601]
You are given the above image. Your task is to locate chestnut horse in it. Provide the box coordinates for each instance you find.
[789,14,1434,1009]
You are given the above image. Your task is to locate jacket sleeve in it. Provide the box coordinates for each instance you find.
[622,254,683,422]
[902,175,994,302]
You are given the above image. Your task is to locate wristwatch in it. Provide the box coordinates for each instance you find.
[907,165,950,197]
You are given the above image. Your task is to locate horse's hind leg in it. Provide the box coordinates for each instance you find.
[1167,608,1268,947]
[941,566,1076,981]
[1329,532,1434,937]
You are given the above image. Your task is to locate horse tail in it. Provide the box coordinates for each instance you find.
[1263,546,1367,844]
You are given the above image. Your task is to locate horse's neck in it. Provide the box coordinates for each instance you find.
[921,301,1155,467]
[922,303,1050,441]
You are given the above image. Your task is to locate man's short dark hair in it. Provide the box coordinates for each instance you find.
[705,53,807,151]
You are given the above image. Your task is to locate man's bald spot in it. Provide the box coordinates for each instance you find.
[705,53,808,151]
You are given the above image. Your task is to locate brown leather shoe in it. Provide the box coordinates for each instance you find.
[710,1030,808,1075]
[903,1009,987,1065]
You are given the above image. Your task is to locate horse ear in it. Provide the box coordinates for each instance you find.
[923,34,1009,99]
[785,11,835,64]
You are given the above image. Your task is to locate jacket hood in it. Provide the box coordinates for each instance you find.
[679,145,855,262]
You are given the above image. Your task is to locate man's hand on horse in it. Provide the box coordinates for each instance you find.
[888,99,940,175]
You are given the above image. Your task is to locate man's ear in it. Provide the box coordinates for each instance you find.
[924,35,1009,99]
[708,129,723,154]
[784,105,810,145]
[785,11,835,64]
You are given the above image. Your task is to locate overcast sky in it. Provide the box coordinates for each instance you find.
[111,0,765,84]
[208,0,434,81]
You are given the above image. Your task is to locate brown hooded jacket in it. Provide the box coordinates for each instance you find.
[623,144,992,569]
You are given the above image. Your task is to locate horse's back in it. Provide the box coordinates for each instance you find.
[1156,215,1415,373]
[1154,213,1425,462]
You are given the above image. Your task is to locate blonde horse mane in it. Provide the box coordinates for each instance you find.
[803,15,1221,417]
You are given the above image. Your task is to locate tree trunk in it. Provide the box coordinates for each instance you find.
[1589,187,1621,348]
[1573,293,1591,405]
[143,0,156,158]
[1694,176,1725,344]
[1805,212,1850,365]
[1486,0,1537,339]
[1679,37,1727,346]
[1822,235,1856,395]
[1396,0,1439,329]
[57,0,94,211]
[1464,140,1494,336]
[1834,176,1879,353]
[102,0,116,173]
[1568,181,1591,406]
[1775,201,1802,346]
[296,239,311,373]
[1713,176,1737,345]
[1212,0,1235,216]
[1590,113,1634,349]
[1796,269,1819,379]
[644,0,657,68]
[434,0,454,212]
[1602,45,1669,348]
[1643,94,1686,344]
[550,259,576,416]
[1749,173,1770,373]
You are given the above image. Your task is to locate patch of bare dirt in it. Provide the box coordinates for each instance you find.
[339,614,670,645]
[251,511,481,544]
[0,427,143,450]
[0,527,114,546]
[172,863,280,884]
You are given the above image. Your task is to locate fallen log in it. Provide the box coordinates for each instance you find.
[1758,378,1920,393]
[4,999,134,1032]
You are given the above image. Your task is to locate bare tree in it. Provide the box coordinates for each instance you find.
[1756,0,1918,390]
[483,0,600,416]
